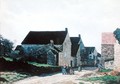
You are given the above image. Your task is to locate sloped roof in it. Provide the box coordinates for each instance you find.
[70,37,80,56]
[70,37,80,45]
[85,47,95,55]
[97,53,101,57]
[102,32,116,44]
[22,29,68,45]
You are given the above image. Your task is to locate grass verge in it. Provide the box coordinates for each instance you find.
[80,75,120,84]
[0,71,30,84]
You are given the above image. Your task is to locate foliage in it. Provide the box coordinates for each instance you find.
[16,46,25,55]
[3,57,13,62]
[81,75,120,84]
[113,28,120,44]
[0,35,13,56]
[15,45,58,65]
[27,61,53,67]
[47,50,56,65]
[28,45,47,63]
[100,69,112,72]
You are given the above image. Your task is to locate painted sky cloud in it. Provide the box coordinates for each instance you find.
[1,0,120,52]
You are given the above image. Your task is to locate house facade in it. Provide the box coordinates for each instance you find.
[58,30,72,66]
[77,35,85,66]
[70,36,80,67]
[70,34,85,67]
[21,28,74,66]
[101,32,116,69]
[114,41,120,70]
[83,47,98,66]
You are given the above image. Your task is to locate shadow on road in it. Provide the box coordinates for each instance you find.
[82,67,97,71]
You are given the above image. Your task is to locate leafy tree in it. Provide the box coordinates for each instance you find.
[0,35,13,56]
[15,45,25,55]
[113,28,120,44]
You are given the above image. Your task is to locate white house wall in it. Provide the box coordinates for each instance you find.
[114,42,120,70]
[58,33,72,66]
[76,47,81,66]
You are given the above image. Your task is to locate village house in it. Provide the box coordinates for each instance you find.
[14,28,89,67]
[101,32,120,70]
[82,47,99,66]
[14,28,101,68]
[101,32,116,69]
[70,34,85,67]
[20,28,75,66]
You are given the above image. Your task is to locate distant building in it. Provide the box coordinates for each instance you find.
[70,34,85,67]
[83,47,98,66]
[101,32,116,69]
[15,28,102,68]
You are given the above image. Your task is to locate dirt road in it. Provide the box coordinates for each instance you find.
[13,67,97,84]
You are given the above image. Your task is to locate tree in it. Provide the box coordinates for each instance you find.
[113,28,120,44]
[0,35,13,56]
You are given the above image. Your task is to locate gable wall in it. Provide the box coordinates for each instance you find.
[101,33,115,69]
[76,47,81,66]
[101,44,114,60]
[114,42,120,70]
[58,33,72,66]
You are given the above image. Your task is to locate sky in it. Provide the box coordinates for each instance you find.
[0,0,120,53]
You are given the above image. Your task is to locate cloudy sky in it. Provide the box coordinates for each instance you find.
[0,0,120,52]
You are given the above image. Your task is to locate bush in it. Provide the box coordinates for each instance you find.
[0,57,61,75]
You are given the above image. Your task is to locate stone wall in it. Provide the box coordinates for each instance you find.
[58,33,72,66]
[101,44,114,69]
[76,47,81,66]
[104,60,114,69]
[114,43,120,70]
[101,44,114,60]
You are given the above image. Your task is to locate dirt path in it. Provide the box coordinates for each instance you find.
[13,67,97,84]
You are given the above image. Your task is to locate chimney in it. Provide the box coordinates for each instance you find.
[65,28,68,32]
[78,34,81,38]
[50,40,54,46]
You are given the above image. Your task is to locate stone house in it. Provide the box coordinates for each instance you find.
[83,47,98,66]
[21,28,74,66]
[70,34,84,67]
[101,32,116,69]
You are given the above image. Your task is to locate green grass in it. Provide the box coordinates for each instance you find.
[81,75,120,84]
[27,61,56,67]
[100,69,112,72]
[0,72,29,83]
[3,57,13,62]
